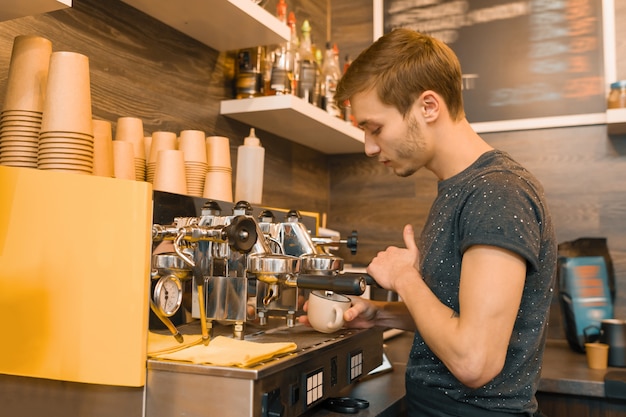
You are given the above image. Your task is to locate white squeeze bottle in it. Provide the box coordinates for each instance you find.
[235,128,265,204]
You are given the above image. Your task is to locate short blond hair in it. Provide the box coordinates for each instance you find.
[336,28,465,121]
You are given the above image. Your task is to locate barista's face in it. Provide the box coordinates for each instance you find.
[351,89,432,178]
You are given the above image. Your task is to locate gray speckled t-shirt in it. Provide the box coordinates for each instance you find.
[407,150,557,414]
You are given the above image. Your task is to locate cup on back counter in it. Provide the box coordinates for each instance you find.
[585,342,609,370]
[306,290,351,334]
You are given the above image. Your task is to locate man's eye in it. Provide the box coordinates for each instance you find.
[371,127,381,135]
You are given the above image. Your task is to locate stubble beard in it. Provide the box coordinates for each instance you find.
[393,115,425,178]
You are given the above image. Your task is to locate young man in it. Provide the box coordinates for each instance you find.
[307,29,557,416]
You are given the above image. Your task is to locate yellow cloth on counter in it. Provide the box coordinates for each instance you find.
[148,332,205,356]
[150,335,298,367]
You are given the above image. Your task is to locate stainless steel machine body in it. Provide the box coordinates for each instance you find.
[147,192,383,417]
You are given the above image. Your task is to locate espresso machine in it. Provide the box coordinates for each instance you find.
[146,192,383,417]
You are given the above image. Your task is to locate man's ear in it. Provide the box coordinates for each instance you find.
[420,90,440,122]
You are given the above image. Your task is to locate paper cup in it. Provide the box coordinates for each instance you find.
[585,342,609,370]
[3,35,52,112]
[40,51,93,135]
[112,140,135,180]
[148,131,177,164]
[115,117,146,164]
[203,168,232,202]
[153,149,187,195]
[206,136,231,169]
[179,130,207,163]
[92,119,114,177]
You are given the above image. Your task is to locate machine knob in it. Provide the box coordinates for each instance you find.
[346,230,358,255]
[226,216,258,253]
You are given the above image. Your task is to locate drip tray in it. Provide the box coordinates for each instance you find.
[146,321,384,417]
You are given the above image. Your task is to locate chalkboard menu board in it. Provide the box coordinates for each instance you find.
[383,0,606,125]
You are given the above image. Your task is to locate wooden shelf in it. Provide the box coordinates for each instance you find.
[120,0,289,51]
[606,108,626,135]
[0,0,70,22]
[220,95,365,154]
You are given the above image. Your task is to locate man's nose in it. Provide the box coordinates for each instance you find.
[364,134,380,157]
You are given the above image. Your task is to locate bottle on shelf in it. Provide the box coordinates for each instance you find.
[276,0,287,23]
[297,20,319,105]
[235,128,265,205]
[320,42,342,118]
[288,11,300,95]
[235,46,264,99]
[268,23,296,95]
[342,54,355,125]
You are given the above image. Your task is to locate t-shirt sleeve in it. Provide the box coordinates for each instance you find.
[457,172,543,272]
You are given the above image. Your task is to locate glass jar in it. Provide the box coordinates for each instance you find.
[607,80,626,109]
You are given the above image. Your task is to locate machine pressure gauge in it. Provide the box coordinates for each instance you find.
[153,274,183,317]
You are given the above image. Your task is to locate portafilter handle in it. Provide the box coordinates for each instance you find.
[296,273,366,295]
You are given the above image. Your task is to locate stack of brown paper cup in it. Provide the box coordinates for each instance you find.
[112,140,135,180]
[204,136,233,202]
[0,35,52,168]
[143,136,152,166]
[146,131,177,183]
[179,129,208,197]
[153,149,187,194]
[38,51,94,174]
[92,119,114,177]
[115,116,146,181]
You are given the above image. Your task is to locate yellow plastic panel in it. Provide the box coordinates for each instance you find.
[0,166,153,387]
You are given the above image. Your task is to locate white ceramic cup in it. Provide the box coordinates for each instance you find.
[306,290,351,334]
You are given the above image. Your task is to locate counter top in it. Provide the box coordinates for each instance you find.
[538,339,622,397]
[308,335,625,416]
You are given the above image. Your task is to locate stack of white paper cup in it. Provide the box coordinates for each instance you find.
[0,35,52,168]
[204,135,233,202]
[38,51,94,174]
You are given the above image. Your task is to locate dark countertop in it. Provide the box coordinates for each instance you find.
[538,338,622,397]
[309,334,625,416]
